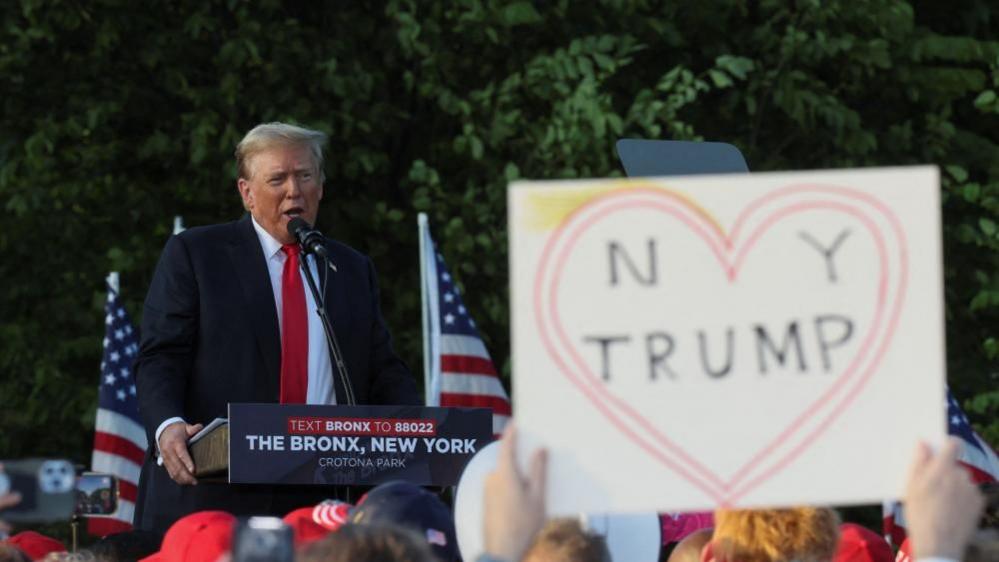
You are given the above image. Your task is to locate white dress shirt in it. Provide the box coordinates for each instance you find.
[155,217,336,451]
[250,216,336,406]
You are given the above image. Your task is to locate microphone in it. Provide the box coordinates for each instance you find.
[287,217,330,259]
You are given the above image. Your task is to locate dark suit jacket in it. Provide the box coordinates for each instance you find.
[134,216,420,533]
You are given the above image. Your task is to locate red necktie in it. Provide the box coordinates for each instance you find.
[280,244,308,403]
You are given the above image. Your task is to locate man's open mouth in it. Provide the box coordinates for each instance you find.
[283,207,304,218]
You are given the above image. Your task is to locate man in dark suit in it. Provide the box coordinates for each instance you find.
[134,122,421,534]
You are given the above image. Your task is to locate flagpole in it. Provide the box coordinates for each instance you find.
[418,213,433,405]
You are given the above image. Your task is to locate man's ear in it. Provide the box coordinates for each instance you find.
[700,541,716,562]
[237,178,253,211]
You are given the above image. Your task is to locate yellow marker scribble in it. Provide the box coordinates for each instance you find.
[519,179,724,235]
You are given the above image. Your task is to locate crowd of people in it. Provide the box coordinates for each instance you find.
[0,427,992,562]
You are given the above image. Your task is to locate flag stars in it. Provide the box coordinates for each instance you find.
[119,367,129,378]
[105,374,116,385]
[951,415,961,425]
[457,305,466,315]
[114,329,125,340]
[105,314,114,325]
[444,292,454,303]
[109,351,120,363]
[116,389,127,401]
[129,385,137,396]
[124,325,133,335]
[444,313,455,325]
[441,272,451,282]
[117,308,126,318]
[103,337,110,347]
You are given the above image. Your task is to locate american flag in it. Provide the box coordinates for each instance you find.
[426,528,448,547]
[88,276,147,536]
[882,388,999,546]
[420,216,511,435]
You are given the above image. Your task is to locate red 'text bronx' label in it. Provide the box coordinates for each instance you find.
[286,416,438,437]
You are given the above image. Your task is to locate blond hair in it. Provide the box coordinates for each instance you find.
[710,507,840,562]
[235,122,327,180]
[522,518,611,562]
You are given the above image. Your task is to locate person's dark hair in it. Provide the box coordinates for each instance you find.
[85,529,162,562]
[522,518,611,562]
[297,522,437,562]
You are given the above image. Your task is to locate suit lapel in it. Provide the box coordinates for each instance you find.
[227,217,281,400]
[320,246,353,403]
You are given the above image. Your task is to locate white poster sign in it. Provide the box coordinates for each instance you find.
[509,167,946,513]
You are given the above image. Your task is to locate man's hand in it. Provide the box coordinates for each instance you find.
[483,422,548,562]
[903,437,985,560]
[158,421,204,485]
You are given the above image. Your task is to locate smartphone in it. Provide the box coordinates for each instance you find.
[0,459,76,523]
[74,473,119,517]
[232,516,294,562]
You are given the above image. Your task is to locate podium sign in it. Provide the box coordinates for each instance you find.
[228,404,492,486]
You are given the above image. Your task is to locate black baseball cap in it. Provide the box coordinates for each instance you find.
[349,481,459,561]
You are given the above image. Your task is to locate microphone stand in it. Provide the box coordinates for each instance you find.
[298,251,357,405]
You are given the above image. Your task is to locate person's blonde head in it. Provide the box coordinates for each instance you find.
[235,122,327,181]
[668,528,713,562]
[707,507,840,562]
[522,518,611,562]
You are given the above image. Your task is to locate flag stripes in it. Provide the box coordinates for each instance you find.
[95,410,147,451]
[439,394,514,416]
[440,355,497,375]
[440,373,509,400]
[93,433,145,466]
[440,334,490,359]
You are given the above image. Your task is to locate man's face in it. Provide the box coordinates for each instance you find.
[237,143,323,244]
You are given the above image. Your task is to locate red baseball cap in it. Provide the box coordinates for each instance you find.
[4,531,66,561]
[140,510,236,562]
[283,500,352,546]
[834,523,893,562]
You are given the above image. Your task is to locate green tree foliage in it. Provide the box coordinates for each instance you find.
[1,0,997,466]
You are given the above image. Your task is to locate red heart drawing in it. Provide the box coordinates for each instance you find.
[533,184,908,505]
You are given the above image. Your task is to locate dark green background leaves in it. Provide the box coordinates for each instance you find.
[2,0,997,467]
